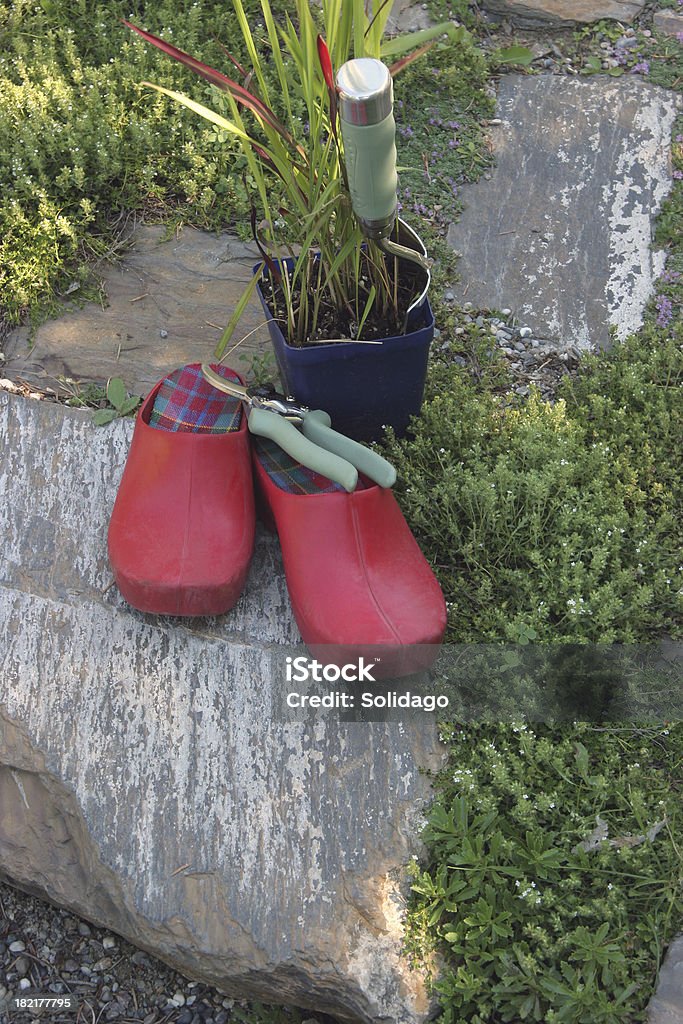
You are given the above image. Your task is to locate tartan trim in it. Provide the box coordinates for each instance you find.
[149,364,242,434]
[254,436,346,495]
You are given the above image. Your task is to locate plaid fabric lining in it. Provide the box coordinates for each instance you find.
[254,436,347,495]
[149,364,242,433]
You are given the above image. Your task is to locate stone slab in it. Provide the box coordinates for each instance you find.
[3,226,268,399]
[480,0,645,27]
[387,0,433,34]
[447,75,681,349]
[649,935,683,1024]
[0,390,444,1024]
[653,10,683,40]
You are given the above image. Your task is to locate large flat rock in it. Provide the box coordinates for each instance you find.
[3,226,267,398]
[447,75,680,349]
[0,390,443,1024]
[480,0,645,27]
[648,935,683,1024]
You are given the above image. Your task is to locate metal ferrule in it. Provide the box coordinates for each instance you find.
[336,58,393,127]
[358,213,397,240]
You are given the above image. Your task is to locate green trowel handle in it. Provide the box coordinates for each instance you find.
[248,408,358,493]
[302,410,397,489]
[340,114,398,228]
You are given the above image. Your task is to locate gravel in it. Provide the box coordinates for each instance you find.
[436,303,583,401]
[0,881,333,1024]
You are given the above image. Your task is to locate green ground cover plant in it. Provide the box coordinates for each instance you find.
[391,11,683,1020]
[0,0,284,326]
[2,1,682,1021]
[406,722,682,1023]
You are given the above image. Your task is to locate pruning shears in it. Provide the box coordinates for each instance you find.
[201,365,397,493]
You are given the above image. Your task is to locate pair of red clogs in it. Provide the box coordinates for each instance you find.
[108,365,446,670]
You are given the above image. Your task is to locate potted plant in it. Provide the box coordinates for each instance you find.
[126,0,452,440]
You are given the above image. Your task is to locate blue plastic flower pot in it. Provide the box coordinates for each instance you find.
[255,264,434,442]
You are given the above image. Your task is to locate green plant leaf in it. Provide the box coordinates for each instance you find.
[118,395,141,416]
[106,377,127,410]
[494,45,535,67]
[214,265,265,358]
[93,409,118,426]
[380,21,463,58]
[608,66,624,76]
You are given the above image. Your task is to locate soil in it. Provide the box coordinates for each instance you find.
[259,253,429,345]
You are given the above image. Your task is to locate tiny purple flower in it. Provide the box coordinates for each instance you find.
[631,60,650,75]
[674,170,683,179]
[655,294,674,328]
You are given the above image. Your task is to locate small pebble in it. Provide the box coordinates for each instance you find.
[514,341,526,353]
[444,290,454,301]
[14,957,29,977]
[501,307,511,316]
[159,329,169,338]
[433,327,441,339]
[102,936,116,950]
[463,301,473,310]
[172,990,186,1007]
[519,326,532,338]
[78,923,91,938]
[19,978,31,991]
[9,940,26,953]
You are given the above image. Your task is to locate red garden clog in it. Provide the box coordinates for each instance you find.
[108,364,255,616]
[252,436,447,677]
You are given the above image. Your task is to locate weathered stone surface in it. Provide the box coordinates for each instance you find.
[3,226,267,398]
[653,10,683,40]
[480,0,645,27]
[447,75,680,349]
[387,0,433,34]
[648,935,683,1024]
[0,390,444,1024]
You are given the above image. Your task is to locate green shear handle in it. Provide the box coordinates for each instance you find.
[201,365,397,493]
